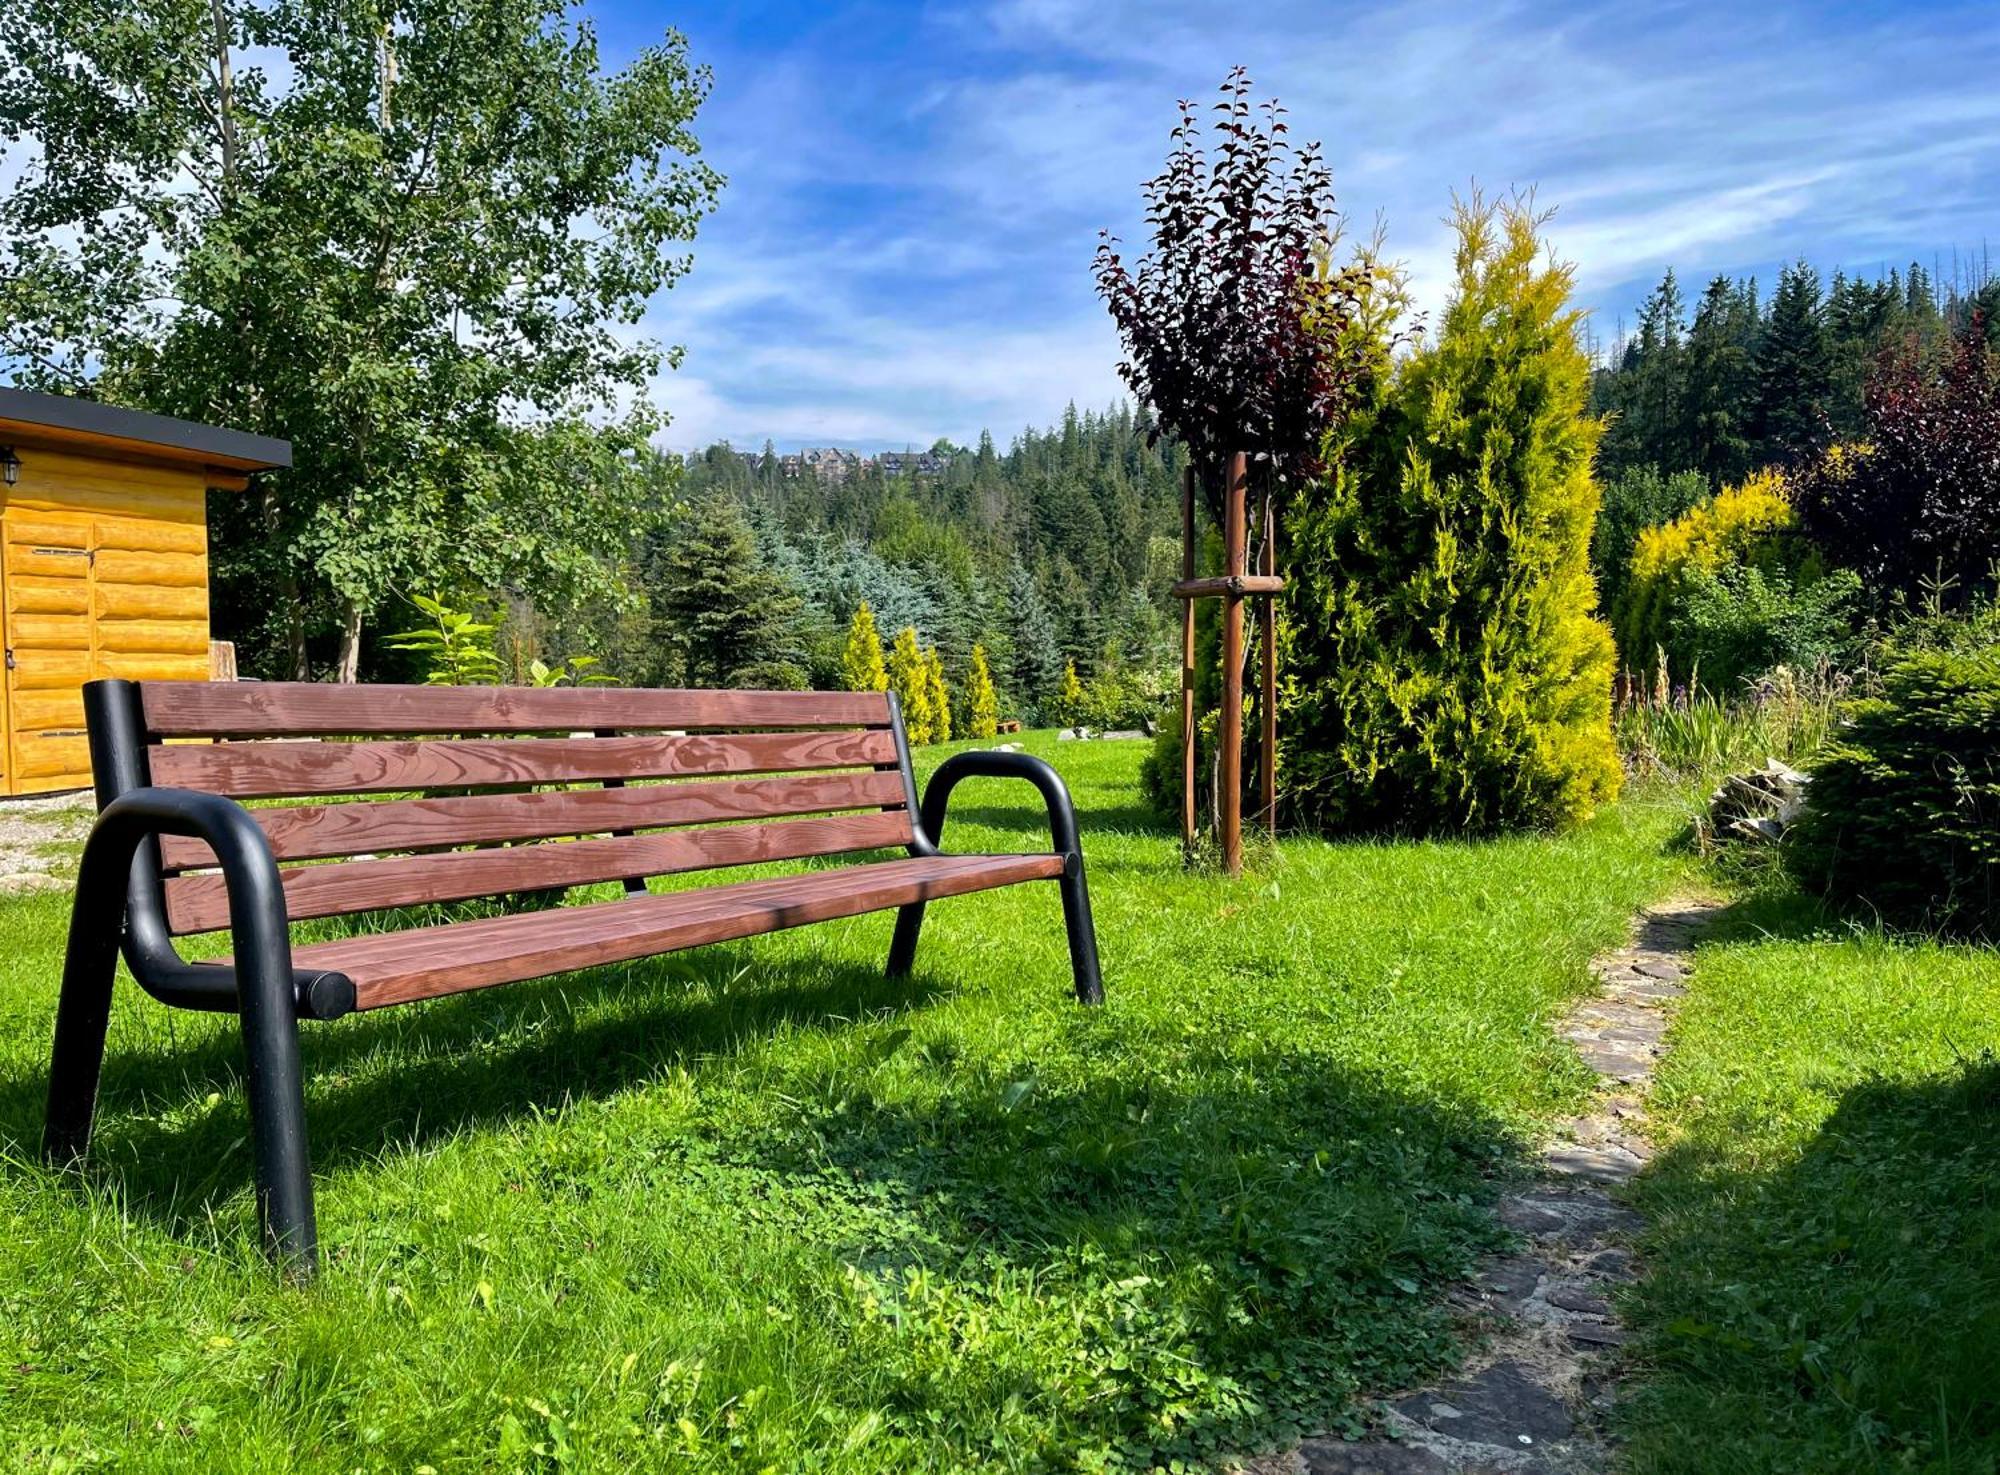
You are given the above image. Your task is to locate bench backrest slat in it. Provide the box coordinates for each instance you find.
[146,729,899,799]
[157,769,909,870]
[117,681,915,936]
[161,810,913,934]
[141,681,892,737]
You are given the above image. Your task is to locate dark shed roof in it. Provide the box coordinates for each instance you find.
[0,386,291,472]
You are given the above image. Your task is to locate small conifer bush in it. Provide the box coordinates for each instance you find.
[966,645,1000,738]
[1280,195,1619,834]
[840,603,889,692]
[1788,639,2000,935]
[887,626,936,743]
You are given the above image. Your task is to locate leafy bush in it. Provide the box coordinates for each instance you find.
[1673,563,1862,692]
[1280,195,1620,834]
[1592,464,1708,612]
[1793,315,2000,608]
[1788,643,2000,934]
[1615,468,1796,671]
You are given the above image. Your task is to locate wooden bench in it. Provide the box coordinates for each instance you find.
[45,679,1103,1274]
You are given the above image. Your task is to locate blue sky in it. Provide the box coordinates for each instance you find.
[609,0,2000,454]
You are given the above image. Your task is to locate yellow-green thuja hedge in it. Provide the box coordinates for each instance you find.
[1280,196,1620,834]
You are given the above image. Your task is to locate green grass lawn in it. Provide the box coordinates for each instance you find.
[0,734,1687,1473]
[1620,887,2000,1473]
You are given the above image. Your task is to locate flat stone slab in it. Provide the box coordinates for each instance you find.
[1300,1440,1451,1475]
[1542,1143,1645,1183]
[1393,1360,1574,1447]
[1546,1282,1611,1315]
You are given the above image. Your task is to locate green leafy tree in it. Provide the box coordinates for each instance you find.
[1282,194,1620,834]
[966,644,999,738]
[925,645,952,743]
[887,626,935,743]
[840,602,889,692]
[0,0,720,678]
[385,592,502,685]
[647,496,804,688]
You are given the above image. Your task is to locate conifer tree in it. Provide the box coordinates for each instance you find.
[1006,564,1064,717]
[1754,261,1832,462]
[840,602,889,692]
[647,495,804,688]
[925,645,953,743]
[1282,194,1620,834]
[887,625,935,742]
[966,644,1000,738]
[1056,661,1086,728]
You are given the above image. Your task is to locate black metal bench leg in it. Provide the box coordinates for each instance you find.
[1059,857,1104,1006]
[885,902,926,979]
[237,942,317,1277]
[43,876,124,1165]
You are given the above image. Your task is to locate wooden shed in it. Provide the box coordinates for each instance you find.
[0,388,290,796]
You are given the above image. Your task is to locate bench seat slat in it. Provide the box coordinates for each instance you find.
[157,768,908,869]
[141,681,893,737]
[146,729,899,799]
[162,810,916,933]
[267,853,1066,1009]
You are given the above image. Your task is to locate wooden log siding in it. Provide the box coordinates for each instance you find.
[163,810,916,933]
[140,681,895,738]
[144,728,900,799]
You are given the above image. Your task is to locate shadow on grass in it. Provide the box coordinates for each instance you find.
[0,950,946,1233]
[1624,1056,2000,1470]
[722,1039,1526,1463]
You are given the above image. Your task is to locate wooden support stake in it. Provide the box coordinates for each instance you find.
[1220,452,1247,877]
[1259,488,1277,839]
[1179,464,1197,854]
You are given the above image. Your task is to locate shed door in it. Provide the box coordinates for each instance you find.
[2,516,96,794]
[1,509,210,795]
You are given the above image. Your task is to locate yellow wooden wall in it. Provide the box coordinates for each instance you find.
[1,446,212,795]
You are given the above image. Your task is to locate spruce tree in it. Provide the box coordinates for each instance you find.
[1282,194,1620,834]
[1683,275,1759,485]
[647,495,804,688]
[1006,564,1064,718]
[966,644,1000,738]
[1754,261,1832,463]
[840,602,889,692]
[887,626,935,742]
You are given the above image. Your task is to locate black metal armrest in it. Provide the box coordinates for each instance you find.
[71,787,353,1020]
[915,750,1083,860]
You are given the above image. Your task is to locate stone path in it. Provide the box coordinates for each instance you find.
[0,791,92,896]
[1240,898,1723,1475]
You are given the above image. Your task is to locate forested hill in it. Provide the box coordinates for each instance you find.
[647,403,1188,720]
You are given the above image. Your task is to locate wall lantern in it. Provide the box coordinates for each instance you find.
[0,446,18,486]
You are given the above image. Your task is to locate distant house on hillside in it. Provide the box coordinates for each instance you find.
[880,447,956,477]
[795,447,863,483]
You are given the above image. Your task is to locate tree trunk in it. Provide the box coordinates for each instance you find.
[335,598,364,683]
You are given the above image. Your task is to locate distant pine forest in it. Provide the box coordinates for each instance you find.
[379,255,2000,727]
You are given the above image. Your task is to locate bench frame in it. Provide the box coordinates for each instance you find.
[45,678,1102,1275]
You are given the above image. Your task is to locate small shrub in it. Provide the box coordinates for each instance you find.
[840,603,889,692]
[1788,643,2000,934]
[1615,468,1796,671]
[888,626,937,742]
[965,645,999,739]
[1672,563,1862,692]
[1592,464,1708,612]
